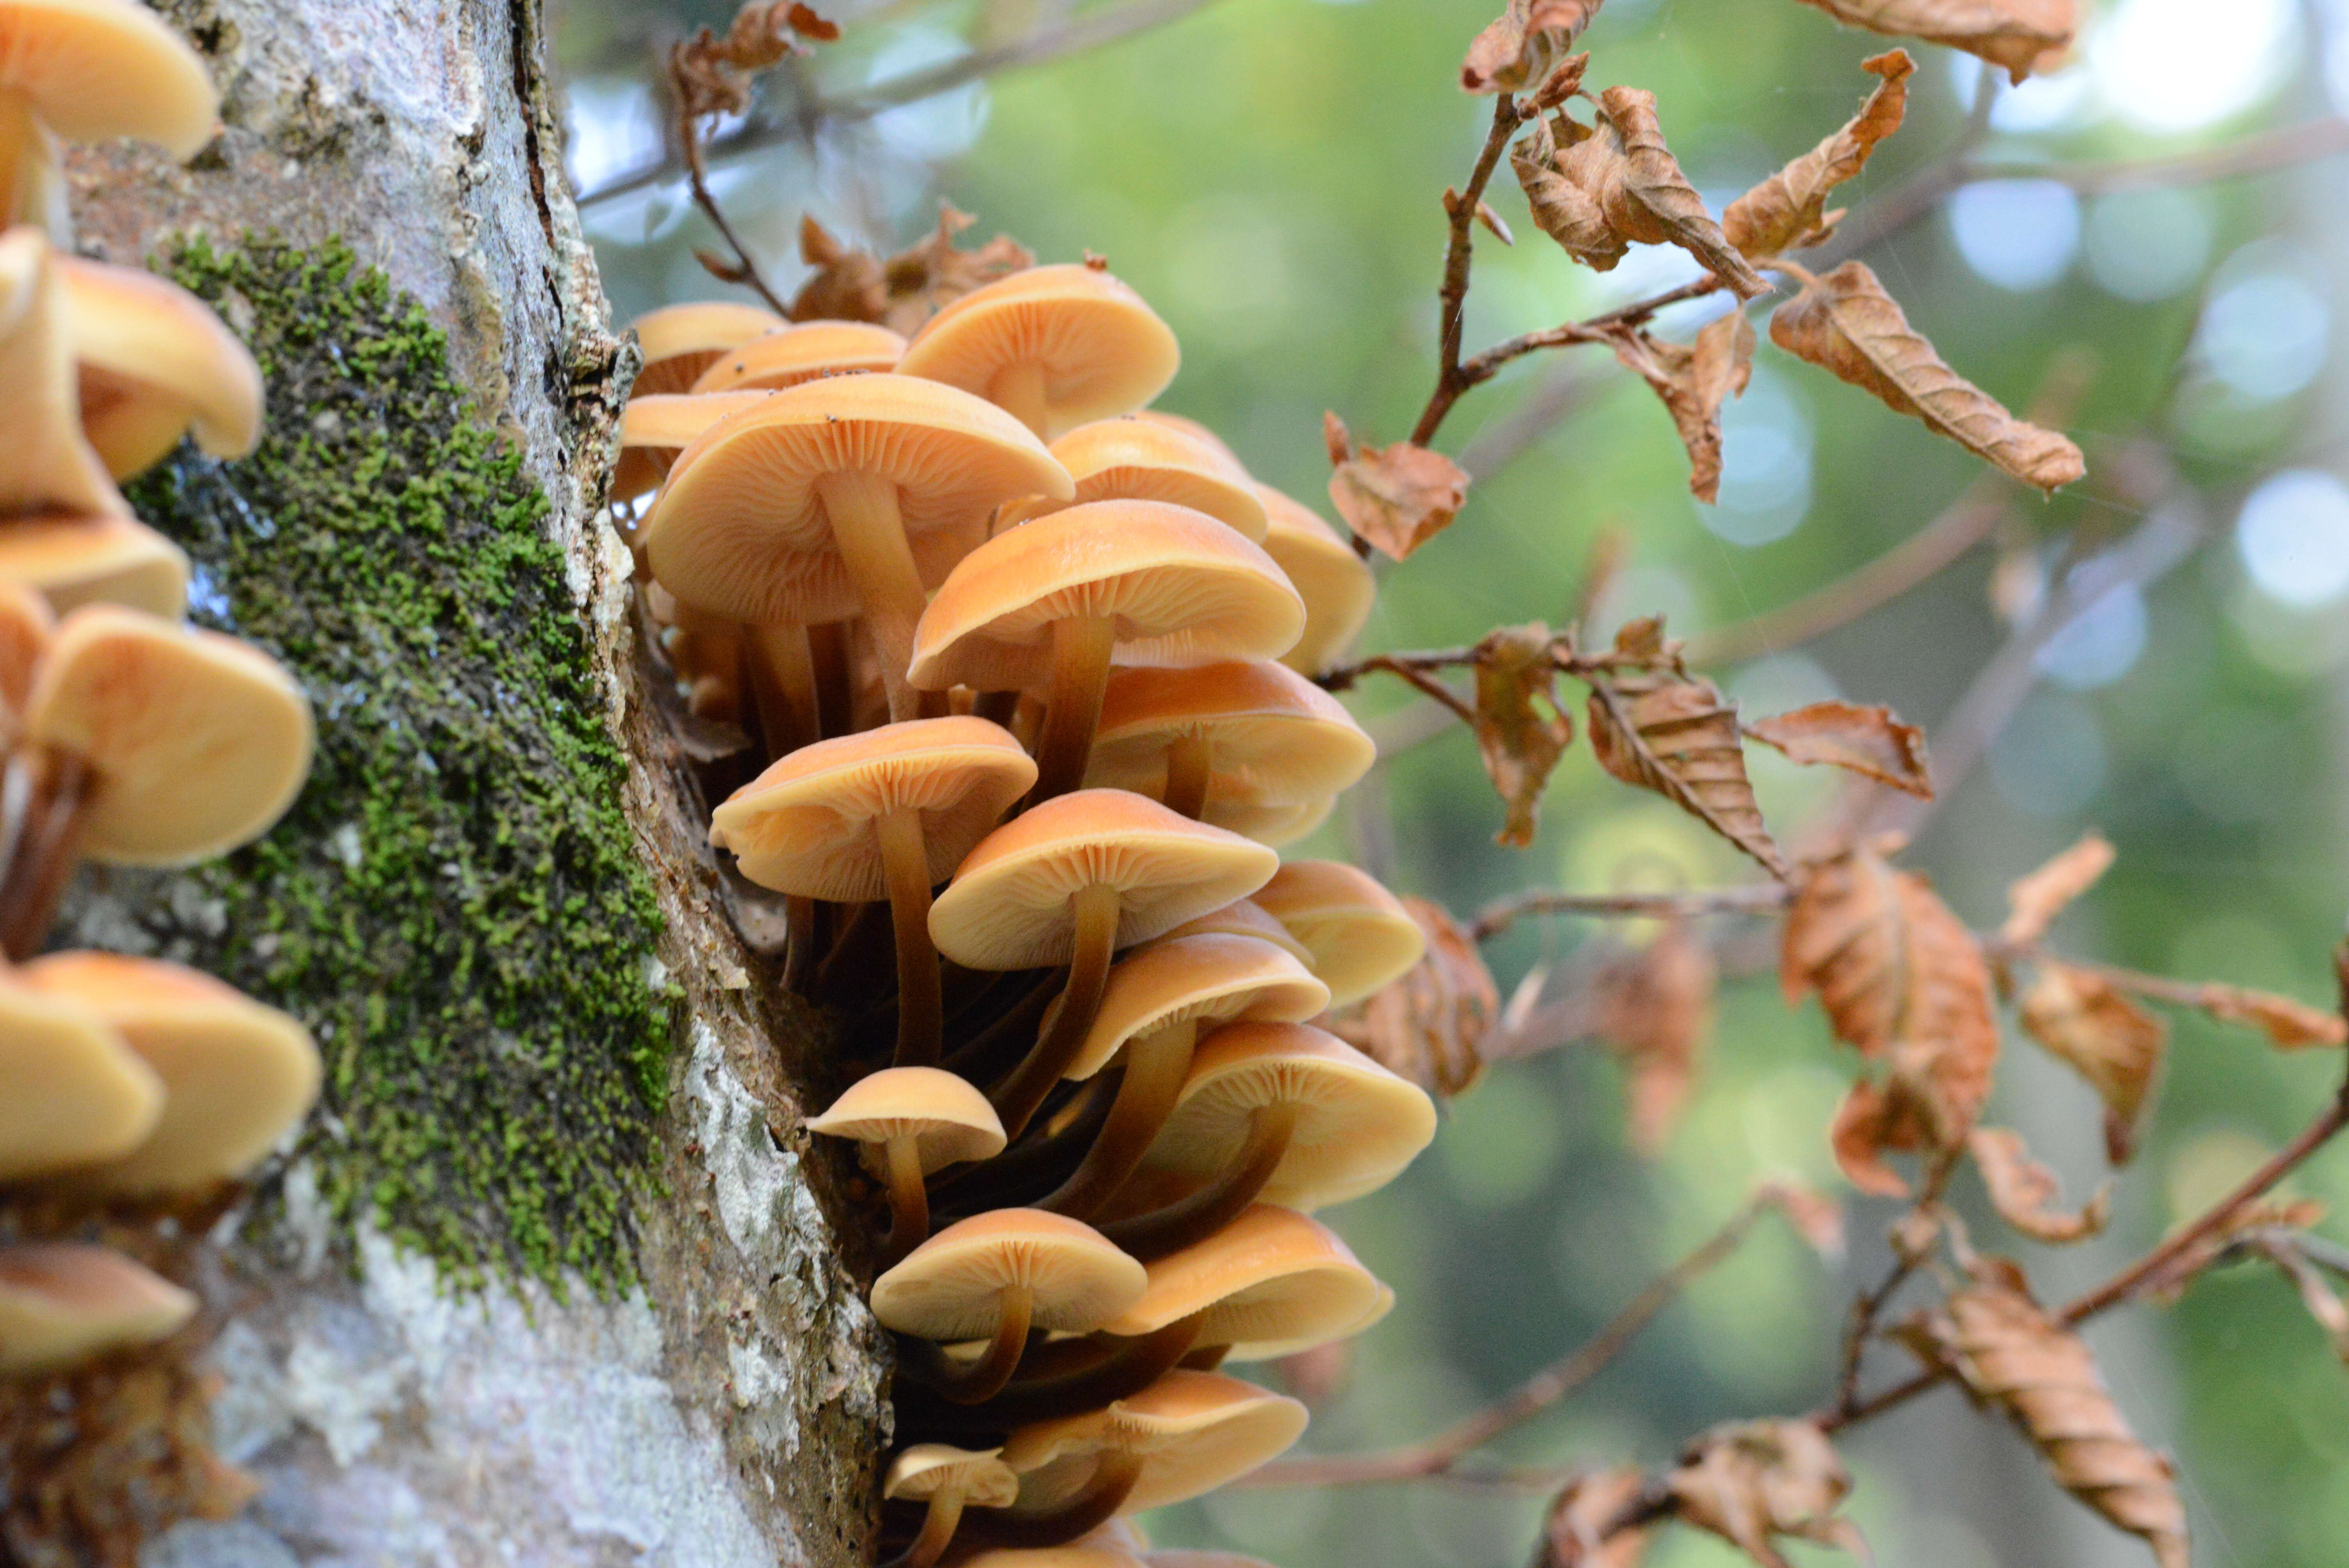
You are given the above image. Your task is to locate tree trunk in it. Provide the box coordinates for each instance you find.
[48,3,887,1563]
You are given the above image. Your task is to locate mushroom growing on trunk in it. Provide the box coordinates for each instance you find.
[1251,860,1426,1007]
[1013,418,1266,541]
[1082,662,1372,824]
[687,319,907,393]
[55,254,264,479]
[882,1445,1022,1568]
[624,299,787,394]
[0,1244,196,1377]
[807,1066,1007,1261]
[0,0,218,231]
[1254,483,1376,678]
[0,227,123,519]
[896,264,1180,440]
[0,972,159,1183]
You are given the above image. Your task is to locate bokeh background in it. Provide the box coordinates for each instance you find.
[554,1,2349,1563]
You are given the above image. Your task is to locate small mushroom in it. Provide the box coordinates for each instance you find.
[687,319,906,393]
[1083,662,1372,824]
[1011,418,1264,541]
[612,389,774,515]
[806,1066,1005,1261]
[1035,934,1326,1219]
[0,0,218,230]
[896,264,1179,440]
[909,500,1304,802]
[0,227,123,519]
[0,971,160,1183]
[56,253,263,479]
[713,717,1037,1064]
[1149,898,1314,968]
[928,790,1277,1137]
[0,1244,196,1376]
[872,1208,1145,1405]
[883,1444,1021,1568]
[1102,1205,1385,1364]
[1101,1021,1435,1259]
[1254,484,1375,678]
[0,577,52,732]
[18,952,319,1196]
[1251,861,1426,1007]
[646,374,1072,722]
[626,300,787,394]
[0,511,189,618]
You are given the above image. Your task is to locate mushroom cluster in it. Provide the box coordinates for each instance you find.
[0,0,319,1395]
[620,257,1432,1564]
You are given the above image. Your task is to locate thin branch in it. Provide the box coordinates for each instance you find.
[1338,654,1479,728]
[1470,884,1789,943]
[673,86,793,315]
[1243,1196,1774,1489]
[1970,115,2349,196]
[1409,95,1532,449]
[1830,1155,1959,1419]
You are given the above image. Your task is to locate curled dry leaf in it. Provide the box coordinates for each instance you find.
[1794,0,2075,84]
[789,207,1032,332]
[1584,626,1786,877]
[1323,412,1471,561]
[1590,920,1717,1152]
[1724,50,1914,259]
[790,215,887,322]
[2018,963,2166,1165]
[1756,1177,1848,1263]
[1969,1127,2110,1244]
[1604,310,1755,503]
[1461,0,1603,94]
[2000,830,2115,946]
[672,0,836,118]
[1770,262,2085,492]
[1511,93,1771,299]
[1472,622,1576,847]
[1895,1258,2189,1568]
[1331,896,1498,1097]
[2194,982,2347,1050]
[1743,699,1932,798]
[2149,1197,2328,1301]
[1543,1467,1652,1568]
[1667,1419,1864,1568]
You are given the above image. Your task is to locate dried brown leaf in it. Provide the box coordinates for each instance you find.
[1795,0,2076,84]
[1331,897,1497,1097]
[789,215,888,322]
[879,203,1034,335]
[2018,964,2167,1165]
[1668,1420,1864,1568]
[1590,921,1717,1152]
[1473,623,1576,847]
[1896,1259,2189,1568]
[1605,310,1756,502]
[2253,1237,2349,1366]
[1324,412,1470,561]
[1756,1178,1848,1262]
[2151,1198,2328,1300]
[1586,629,1786,877]
[672,2,836,118]
[1769,261,2084,491]
[2000,830,2114,946]
[1543,1467,1652,1567]
[2196,983,2348,1050]
[1512,92,1771,299]
[1744,699,1932,797]
[1829,1078,1922,1197]
[1461,0,1604,94]
[1724,52,1913,259]
[1969,1126,2110,1244]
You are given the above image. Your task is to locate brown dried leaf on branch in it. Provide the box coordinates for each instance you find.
[1793,0,2076,84]
[1473,623,1576,846]
[2196,983,2348,1050]
[1724,50,1914,259]
[1668,1420,1865,1568]
[2148,1197,2328,1301]
[2000,830,2115,946]
[1588,921,1717,1151]
[1895,1257,2189,1568]
[1782,843,2000,1192]
[1756,1177,1848,1262]
[1584,624,1786,877]
[1511,92,1771,299]
[1603,310,1754,502]
[1461,0,1604,94]
[789,208,1034,332]
[1770,262,2085,492]
[1744,699,1932,797]
[1323,412,1470,561]
[1542,1467,1652,1567]
[2252,1235,2349,1366]
[2018,964,2166,1165]
[672,1,838,119]
[1332,896,1498,1096]
[1969,1126,2110,1243]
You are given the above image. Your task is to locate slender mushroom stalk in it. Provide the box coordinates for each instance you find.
[964,1455,1143,1550]
[0,746,86,959]
[1032,615,1116,802]
[815,469,929,722]
[900,1312,1207,1434]
[1098,1102,1300,1261]
[809,619,854,738]
[742,618,818,755]
[991,882,1120,1138]
[987,360,1053,437]
[1040,1021,1196,1217]
[1161,738,1213,820]
[807,1067,1005,1265]
[900,1282,1036,1405]
[877,806,946,1066]
[882,1446,1020,1568]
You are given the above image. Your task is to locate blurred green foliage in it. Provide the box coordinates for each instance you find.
[562,0,2349,1561]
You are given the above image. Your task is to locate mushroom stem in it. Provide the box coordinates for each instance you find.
[0,748,91,962]
[904,1490,968,1568]
[967,1453,1141,1549]
[900,1311,1205,1433]
[971,688,1021,728]
[1030,615,1115,802]
[744,620,819,756]
[986,360,1052,438]
[930,1069,1116,1218]
[809,620,854,738]
[1097,1100,1299,1261]
[1161,734,1214,820]
[815,469,926,722]
[880,1134,931,1266]
[940,973,1057,1083]
[0,99,57,233]
[877,805,944,1067]
[902,1283,1035,1405]
[1036,1022,1197,1218]
[781,896,817,994]
[990,882,1121,1140]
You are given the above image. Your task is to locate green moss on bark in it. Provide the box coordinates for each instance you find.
[121,234,667,1294]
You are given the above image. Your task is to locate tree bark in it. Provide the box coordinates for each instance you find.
[44,3,888,1563]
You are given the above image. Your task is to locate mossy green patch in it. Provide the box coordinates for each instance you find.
[123,234,668,1294]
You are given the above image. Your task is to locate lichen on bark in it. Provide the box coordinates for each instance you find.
[116,233,672,1295]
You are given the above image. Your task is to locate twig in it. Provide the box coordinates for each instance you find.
[1830,1154,1959,1418]
[1410,95,1532,446]
[1338,654,1478,728]
[1470,884,1788,943]
[1243,1196,1774,1488]
[672,65,792,314]
[1970,115,2349,196]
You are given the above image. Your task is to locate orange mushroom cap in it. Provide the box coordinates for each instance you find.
[896,264,1179,440]
[688,319,905,393]
[1252,861,1425,1007]
[57,253,262,479]
[627,300,787,394]
[0,511,189,618]
[0,1243,196,1376]
[1024,417,1265,542]
[1255,484,1374,677]
[1084,661,1373,814]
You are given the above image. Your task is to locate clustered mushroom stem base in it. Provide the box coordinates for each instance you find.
[1030,615,1116,803]
[815,468,927,723]
[1161,734,1213,819]
[881,1134,931,1266]
[990,882,1122,1139]
[986,360,1052,438]
[1037,1021,1197,1217]
[0,746,90,961]
[898,1310,1207,1435]
[1100,1099,1300,1261]
[904,1282,1036,1405]
[878,805,945,1067]
[930,1068,1116,1215]
[965,1453,1142,1549]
